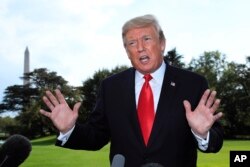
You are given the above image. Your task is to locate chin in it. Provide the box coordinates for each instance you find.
[138,68,155,74]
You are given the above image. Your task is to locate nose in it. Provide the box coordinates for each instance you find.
[137,39,145,52]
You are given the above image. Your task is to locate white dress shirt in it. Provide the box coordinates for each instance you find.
[59,61,209,150]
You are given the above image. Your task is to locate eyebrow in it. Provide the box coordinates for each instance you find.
[127,35,152,41]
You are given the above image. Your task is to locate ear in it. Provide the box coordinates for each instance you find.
[160,39,166,53]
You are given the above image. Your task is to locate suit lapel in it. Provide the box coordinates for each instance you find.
[148,65,179,146]
[125,68,146,147]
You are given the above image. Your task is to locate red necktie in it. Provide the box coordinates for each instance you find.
[137,74,155,146]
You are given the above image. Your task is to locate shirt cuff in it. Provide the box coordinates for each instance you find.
[191,130,210,151]
[57,125,75,146]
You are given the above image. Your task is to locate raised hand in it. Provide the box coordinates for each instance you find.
[183,89,223,139]
[39,89,81,134]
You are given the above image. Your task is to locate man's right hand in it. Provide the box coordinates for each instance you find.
[39,89,81,134]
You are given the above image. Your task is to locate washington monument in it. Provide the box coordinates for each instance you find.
[23,47,30,85]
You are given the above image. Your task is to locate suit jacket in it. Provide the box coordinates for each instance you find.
[56,62,223,167]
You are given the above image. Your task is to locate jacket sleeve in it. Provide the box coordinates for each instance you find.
[204,121,224,153]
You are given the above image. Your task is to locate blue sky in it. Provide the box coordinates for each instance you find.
[0,0,250,103]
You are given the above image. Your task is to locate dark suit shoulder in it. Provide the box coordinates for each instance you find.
[167,65,206,81]
[102,67,135,83]
[166,65,209,98]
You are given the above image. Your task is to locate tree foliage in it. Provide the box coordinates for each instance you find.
[0,116,17,138]
[188,51,226,88]
[0,68,80,138]
[216,58,250,138]
[164,48,185,68]
[188,52,249,138]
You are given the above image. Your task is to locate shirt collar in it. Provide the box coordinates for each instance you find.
[135,61,166,83]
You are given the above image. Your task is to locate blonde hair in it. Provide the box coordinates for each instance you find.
[122,14,165,46]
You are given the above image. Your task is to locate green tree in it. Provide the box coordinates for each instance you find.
[217,58,250,138]
[0,68,80,138]
[188,53,250,139]
[0,85,38,113]
[0,116,17,138]
[188,51,226,89]
[164,48,185,68]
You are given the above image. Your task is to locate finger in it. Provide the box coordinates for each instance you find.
[55,89,67,104]
[213,112,223,121]
[198,89,210,106]
[206,90,217,107]
[39,109,51,118]
[42,96,55,111]
[73,102,81,114]
[46,90,59,106]
[183,100,192,113]
[210,99,221,114]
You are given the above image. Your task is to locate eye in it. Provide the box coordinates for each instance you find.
[127,40,137,47]
[143,36,152,41]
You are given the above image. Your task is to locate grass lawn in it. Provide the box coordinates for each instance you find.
[20,136,250,167]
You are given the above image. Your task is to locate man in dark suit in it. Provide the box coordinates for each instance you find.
[40,14,223,167]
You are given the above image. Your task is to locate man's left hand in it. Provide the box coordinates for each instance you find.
[183,89,223,139]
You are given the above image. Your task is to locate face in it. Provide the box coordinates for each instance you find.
[124,25,165,74]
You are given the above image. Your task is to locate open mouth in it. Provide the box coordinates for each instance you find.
[139,55,150,63]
